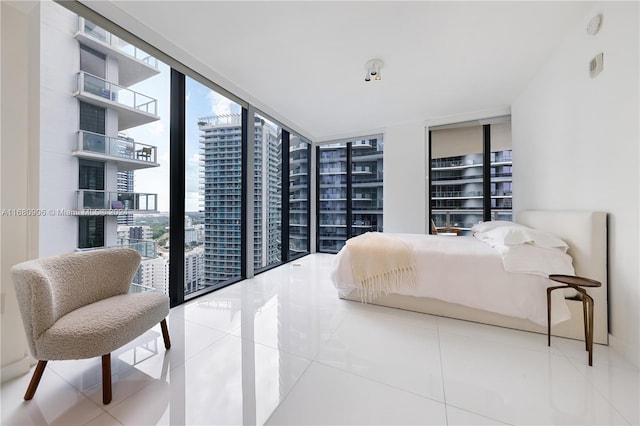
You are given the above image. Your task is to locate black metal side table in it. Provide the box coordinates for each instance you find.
[547,274,601,366]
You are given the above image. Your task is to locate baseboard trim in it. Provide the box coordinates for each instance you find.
[609,333,639,369]
[1,355,33,383]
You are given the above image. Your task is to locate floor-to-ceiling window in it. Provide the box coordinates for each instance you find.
[44,1,312,307]
[288,134,311,258]
[318,143,348,253]
[253,113,282,272]
[489,122,513,221]
[317,136,383,253]
[351,137,384,238]
[187,77,245,296]
[429,118,512,234]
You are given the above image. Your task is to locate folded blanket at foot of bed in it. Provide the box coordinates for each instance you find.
[345,232,417,302]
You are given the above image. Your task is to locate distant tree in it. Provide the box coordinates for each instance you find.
[152,226,166,239]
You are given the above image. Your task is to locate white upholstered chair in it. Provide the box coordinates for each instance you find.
[11,248,171,404]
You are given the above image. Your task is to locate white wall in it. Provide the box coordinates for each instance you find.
[383,123,427,234]
[38,1,80,257]
[1,1,40,382]
[512,2,639,367]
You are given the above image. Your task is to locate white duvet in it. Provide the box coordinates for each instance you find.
[330,233,574,327]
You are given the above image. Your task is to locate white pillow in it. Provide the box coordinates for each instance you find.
[471,220,526,234]
[480,225,569,252]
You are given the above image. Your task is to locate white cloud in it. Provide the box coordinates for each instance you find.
[146,120,165,137]
[208,90,237,116]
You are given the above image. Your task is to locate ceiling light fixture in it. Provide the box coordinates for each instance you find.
[364,58,384,82]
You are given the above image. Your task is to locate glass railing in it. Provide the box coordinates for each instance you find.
[77,131,157,163]
[77,72,158,116]
[75,239,158,293]
[352,166,372,173]
[117,238,157,259]
[432,209,512,230]
[431,191,484,198]
[432,159,480,168]
[78,17,159,68]
[76,190,157,211]
[319,168,346,174]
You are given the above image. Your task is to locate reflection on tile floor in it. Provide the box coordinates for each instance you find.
[2,253,638,425]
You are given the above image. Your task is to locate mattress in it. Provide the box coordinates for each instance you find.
[330,233,572,327]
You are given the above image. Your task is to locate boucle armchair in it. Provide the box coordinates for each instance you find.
[11,248,170,404]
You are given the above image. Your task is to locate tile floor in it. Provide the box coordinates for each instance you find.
[2,253,638,425]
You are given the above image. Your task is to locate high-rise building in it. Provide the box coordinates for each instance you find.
[288,135,311,255]
[38,4,161,257]
[198,113,280,289]
[318,138,384,253]
[430,123,513,233]
[134,254,169,294]
[431,151,513,232]
[117,225,153,241]
[184,247,204,294]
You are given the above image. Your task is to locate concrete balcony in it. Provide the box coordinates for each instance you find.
[352,140,373,149]
[74,72,159,131]
[75,17,160,86]
[290,168,308,177]
[73,131,159,171]
[76,190,158,214]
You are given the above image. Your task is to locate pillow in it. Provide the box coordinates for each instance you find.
[471,220,527,234]
[479,225,569,252]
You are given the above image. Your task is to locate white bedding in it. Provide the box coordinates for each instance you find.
[330,233,573,327]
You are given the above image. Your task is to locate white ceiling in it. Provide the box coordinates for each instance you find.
[80,1,594,141]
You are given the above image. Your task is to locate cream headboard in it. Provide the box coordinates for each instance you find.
[517,210,608,341]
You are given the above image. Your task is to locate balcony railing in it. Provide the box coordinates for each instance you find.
[432,209,513,231]
[76,72,158,116]
[290,143,309,152]
[76,190,157,213]
[352,165,372,174]
[117,238,157,259]
[290,168,308,176]
[320,168,346,174]
[319,221,347,226]
[432,191,484,198]
[78,18,158,69]
[76,131,157,164]
[75,238,158,292]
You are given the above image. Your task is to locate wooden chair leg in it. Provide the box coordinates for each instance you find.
[24,360,48,400]
[101,354,112,405]
[160,319,171,350]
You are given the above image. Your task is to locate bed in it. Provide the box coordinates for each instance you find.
[331,210,608,344]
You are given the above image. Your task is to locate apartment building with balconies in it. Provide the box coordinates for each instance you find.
[430,122,513,234]
[318,138,383,253]
[38,4,160,256]
[288,136,311,255]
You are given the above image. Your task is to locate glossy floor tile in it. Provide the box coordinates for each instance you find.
[2,253,638,425]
